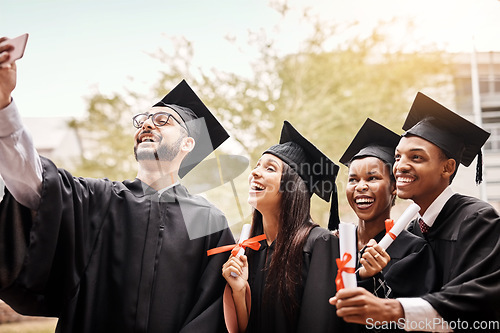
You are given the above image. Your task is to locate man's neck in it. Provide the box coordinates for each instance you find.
[415,186,447,216]
[418,186,454,228]
[137,160,181,191]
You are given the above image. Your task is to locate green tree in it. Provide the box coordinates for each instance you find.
[68,92,138,181]
[148,20,451,225]
[69,16,452,227]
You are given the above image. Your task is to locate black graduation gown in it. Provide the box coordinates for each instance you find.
[357,229,437,299]
[408,194,500,330]
[0,157,235,333]
[245,226,356,333]
[353,229,436,333]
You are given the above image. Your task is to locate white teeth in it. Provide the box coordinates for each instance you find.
[397,177,414,183]
[141,135,156,143]
[356,198,374,204]
[250,182,265,190]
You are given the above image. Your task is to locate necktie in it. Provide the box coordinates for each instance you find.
[419,218,430,235]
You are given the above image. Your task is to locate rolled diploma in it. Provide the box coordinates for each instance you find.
[378,202,420,250]
[339,222,357,288]
[230,223,252,277]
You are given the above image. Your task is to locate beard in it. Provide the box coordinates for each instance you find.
[134,135,184,162]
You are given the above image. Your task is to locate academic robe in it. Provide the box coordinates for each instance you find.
[244,226,357,333]
[353,229,437,333]
[0,157,235,333]
[408,194,500,330]
[357,229,437,299]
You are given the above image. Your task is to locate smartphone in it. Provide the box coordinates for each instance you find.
[0,33,29,65]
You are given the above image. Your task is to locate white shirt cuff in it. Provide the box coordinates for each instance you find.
[0,99,43,209]
[398,298,453,332]
[0,99,24,137]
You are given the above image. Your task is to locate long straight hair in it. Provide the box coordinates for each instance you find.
[250,162,317,326]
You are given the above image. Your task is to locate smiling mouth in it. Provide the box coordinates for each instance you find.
[355,197,374,209]
[250,182,265,191]
[396,176,415,185]
[138,133,161,144]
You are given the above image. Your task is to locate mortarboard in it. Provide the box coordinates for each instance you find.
[264,121,340,230]
[402,92,490,184]
[339,118,401,170]
[153,80,230,178]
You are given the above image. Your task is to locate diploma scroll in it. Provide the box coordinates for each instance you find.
[230,224,251,277]
[338,222,357,289]
[378,202,420,250]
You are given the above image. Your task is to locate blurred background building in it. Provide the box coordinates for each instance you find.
[0,49,499,329]
[451,50,500,208]
[0,117,81,203]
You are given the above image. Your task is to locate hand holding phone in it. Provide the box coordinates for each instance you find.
[0,33,29,65]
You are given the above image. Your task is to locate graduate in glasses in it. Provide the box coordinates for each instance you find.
[0,41,234,333]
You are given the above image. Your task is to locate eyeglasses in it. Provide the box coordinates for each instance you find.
[132,112,188,133]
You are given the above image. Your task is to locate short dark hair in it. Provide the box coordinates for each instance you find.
[436,147,458,184]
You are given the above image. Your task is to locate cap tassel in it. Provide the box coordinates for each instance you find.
[476,150,483,185]
[327,184,340,231]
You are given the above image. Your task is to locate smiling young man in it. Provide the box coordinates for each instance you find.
[0,37,234,333]
[332,93,500,332]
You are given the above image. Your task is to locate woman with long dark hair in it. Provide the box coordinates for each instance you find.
[221,121,351,333]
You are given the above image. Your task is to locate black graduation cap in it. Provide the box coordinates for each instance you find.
[402,92,490,184]
[263,121,340,230]
[339,118,401,169]
[153,80,230,178]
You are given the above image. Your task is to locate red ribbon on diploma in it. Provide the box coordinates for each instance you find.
[385,219,396,240]
[207,234,267,256]
[335,253,356,291]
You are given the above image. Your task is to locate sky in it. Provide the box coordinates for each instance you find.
[2,0,500,220]
[3,0,500,119]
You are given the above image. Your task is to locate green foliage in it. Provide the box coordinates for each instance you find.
[145,20,451,224]
[68,92,137,181]
[71,13,452,226]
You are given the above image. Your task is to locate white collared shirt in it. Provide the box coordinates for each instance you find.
[418,186,455,228]
[398,187,455,332]
[157,182,180,195]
